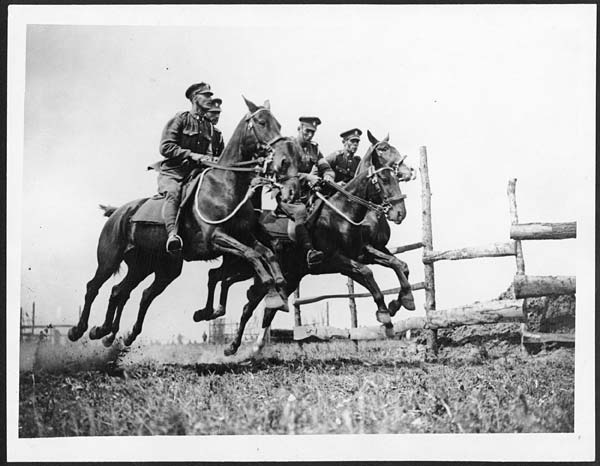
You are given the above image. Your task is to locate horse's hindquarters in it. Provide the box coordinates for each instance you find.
[131,223,168,253]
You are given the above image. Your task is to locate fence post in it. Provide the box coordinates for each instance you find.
[508,178,529,352]
[420,146,438,357]
[293,287,302,327]
[347,278,358,328]
[31,302,36,336]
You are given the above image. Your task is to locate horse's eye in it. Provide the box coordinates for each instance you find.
[257,119,266,126]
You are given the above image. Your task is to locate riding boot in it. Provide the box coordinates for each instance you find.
[295,223,323,268]
[164,196,183,253]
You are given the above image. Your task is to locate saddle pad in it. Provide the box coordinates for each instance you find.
[130,171,203,225]
[260,210,296,241]
[131,196,166,225]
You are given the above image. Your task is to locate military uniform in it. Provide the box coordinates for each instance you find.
[150,82,219,253]
[277,116,334,268]
[325,128,363,184]
[325,149,361,183]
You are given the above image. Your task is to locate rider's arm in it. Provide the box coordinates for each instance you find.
[314,151,335,182]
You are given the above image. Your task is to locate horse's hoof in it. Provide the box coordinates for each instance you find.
[102,334,115,347]
[193,309,209,322]
[376,310,392,325]
[123,333,134,347]
[89,326,104,340]
[400,292,416,311]
[388,300,400,316]
[264,291,285,310]
[68,327,81,342]
[213,306,226,319]
[384,325,395,338]
[223,345,237,357]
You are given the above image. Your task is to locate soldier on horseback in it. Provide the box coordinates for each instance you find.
[206,97,225,159]
[277,116,335,268]
[325,128,363,185]
[149,82,224,253]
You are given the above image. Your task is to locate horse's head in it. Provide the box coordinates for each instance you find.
[367,131,416,182]
[357,140,407,224]
[242,96,300,202]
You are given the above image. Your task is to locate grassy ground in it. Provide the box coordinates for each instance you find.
[18,338,574,436]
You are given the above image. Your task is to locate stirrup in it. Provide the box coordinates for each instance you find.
[166,234,183,253]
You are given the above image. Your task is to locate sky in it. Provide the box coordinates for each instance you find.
[13,5,594,345]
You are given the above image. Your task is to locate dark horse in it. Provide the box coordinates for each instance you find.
[68,97,301,347]
[199,138,411,356]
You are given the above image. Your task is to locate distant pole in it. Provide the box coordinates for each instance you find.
[326,302,330,326]
[293,286,302,327]
[347,278,358,328]
[78,305,82,320]
[20,307,23,342]
[31,302,36,336]
[508,179,526,275]
[420,146,438,357]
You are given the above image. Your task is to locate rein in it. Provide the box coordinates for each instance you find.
[316,166,406,225]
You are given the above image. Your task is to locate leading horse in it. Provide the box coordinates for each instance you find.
[198,141,411,356]
[68,97,300,347]
[196,132,416,328]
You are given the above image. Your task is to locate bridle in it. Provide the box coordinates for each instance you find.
[365,165,407,216]
[244,108,298,186]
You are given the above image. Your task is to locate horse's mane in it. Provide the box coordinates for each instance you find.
[216,114,249,165]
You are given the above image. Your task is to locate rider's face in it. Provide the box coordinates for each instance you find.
[344,138,360,155]
[193,92,213,110]
[298,125,316,143]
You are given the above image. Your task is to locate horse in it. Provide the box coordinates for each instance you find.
[67,97,301,347]
[197,139,410,356]
[195,131,416,326]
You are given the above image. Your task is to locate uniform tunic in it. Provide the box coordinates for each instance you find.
[325,149,361,183]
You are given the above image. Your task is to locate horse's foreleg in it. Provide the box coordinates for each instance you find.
[251,276,301,357]
[216,266,253,320]
[123,258,182,347]
[211,230,285,311]
[224,279,265,356]
[318,254,392,330]
[192,263,224,322]
[362,245,415,315]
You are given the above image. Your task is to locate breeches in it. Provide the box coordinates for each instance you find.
[157,170,186,202]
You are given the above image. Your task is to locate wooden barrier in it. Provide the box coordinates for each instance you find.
[423,241,516,264]
[293,282,426,306]
[510,222,576,241]
[513,274,576,298]
[294,299,524,341]
[290,151,576,352]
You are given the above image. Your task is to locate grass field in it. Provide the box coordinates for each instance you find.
[18,335,574,436]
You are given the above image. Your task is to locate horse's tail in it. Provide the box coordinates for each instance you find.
[99,204,118,217]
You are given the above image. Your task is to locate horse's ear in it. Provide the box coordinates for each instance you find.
[263,99,271,110]
[382,133,390,143]
[242,95,259,113]
[367,130,378,146]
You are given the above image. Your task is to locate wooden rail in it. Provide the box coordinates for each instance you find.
[522,329,575,344]
[293,282,426,306]
[510,222,576,240]
[422,241,516,264]
[293,299,525,341]
[389,242,424,255]
[513,274,576,298]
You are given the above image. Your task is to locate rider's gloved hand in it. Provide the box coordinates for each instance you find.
[302,173,321,186]
[189,153,212,164]
[323,174,335,183]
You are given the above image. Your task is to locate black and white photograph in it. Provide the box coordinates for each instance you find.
[6,4,595,462]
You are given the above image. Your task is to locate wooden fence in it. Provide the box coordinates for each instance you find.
[292,146,576,353]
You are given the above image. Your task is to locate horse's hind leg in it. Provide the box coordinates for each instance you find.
[361,245,415,316]
[68,254,122,342]
[123,257,182,347]
[98,259,153,347]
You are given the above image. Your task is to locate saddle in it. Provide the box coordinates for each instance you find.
[130,170,203,225]
[261,197,326,242]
